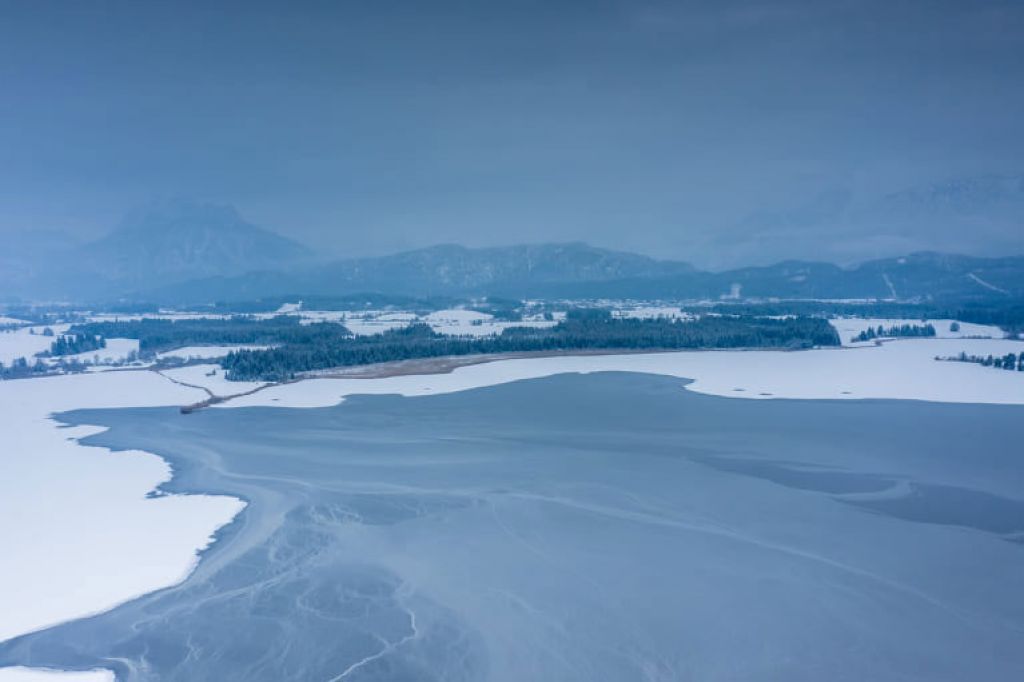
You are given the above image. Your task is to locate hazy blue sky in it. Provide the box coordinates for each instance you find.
[1,0,1022,266]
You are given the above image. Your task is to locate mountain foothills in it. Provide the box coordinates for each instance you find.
[2,198,1023,304]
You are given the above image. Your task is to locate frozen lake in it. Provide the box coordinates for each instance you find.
[3,372,1024,681]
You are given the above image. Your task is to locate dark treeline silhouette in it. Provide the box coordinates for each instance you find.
[221,311,841,382]
[41,333,106,357]
[0,356,89,380]
[686,300,1022,336]
[852,323,936,343]
[952,301,1024,336]
[68,316,348,355]
[938,351,1024,371]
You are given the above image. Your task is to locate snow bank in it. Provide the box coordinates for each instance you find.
[0,329,56,365]
[612,306,692,320]
[220,338,1024,410]
[0,370,245,643]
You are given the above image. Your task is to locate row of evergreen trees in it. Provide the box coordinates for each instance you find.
[222,312,841,382]
[939,352,1024,371]
[0,356,89,380]
[42,333,107,357]
[853,323,936,343]
[68,316,325,354]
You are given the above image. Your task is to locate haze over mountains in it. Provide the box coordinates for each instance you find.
[1,201,312,300]
[701,175,1024,268]
[3,195,1023,305]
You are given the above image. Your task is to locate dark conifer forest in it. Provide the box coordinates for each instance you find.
[218,311,840,382]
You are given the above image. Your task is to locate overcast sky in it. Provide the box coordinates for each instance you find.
[1,0,1022,266]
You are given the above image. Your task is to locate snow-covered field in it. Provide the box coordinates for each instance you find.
[0,328,60,366]
[612,306,693,320]
[159,364,267,395]
[156,344,273,361]
[830,317,1004,346]
[423,309,558,336]
[0,371,244,645]
[0,326,136,368]
[339,311,418,336]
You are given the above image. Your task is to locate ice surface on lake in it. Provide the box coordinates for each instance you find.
[3,373,1024,681]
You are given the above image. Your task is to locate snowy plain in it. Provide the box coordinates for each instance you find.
[0,370,245,644]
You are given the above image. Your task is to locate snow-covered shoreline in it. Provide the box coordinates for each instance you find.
[0,371,245,649]
[218,337,1024,410]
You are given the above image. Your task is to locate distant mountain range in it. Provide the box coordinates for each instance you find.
[704,174,1024,268]
[2,199,1023,305]
[146,245,1024,305]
